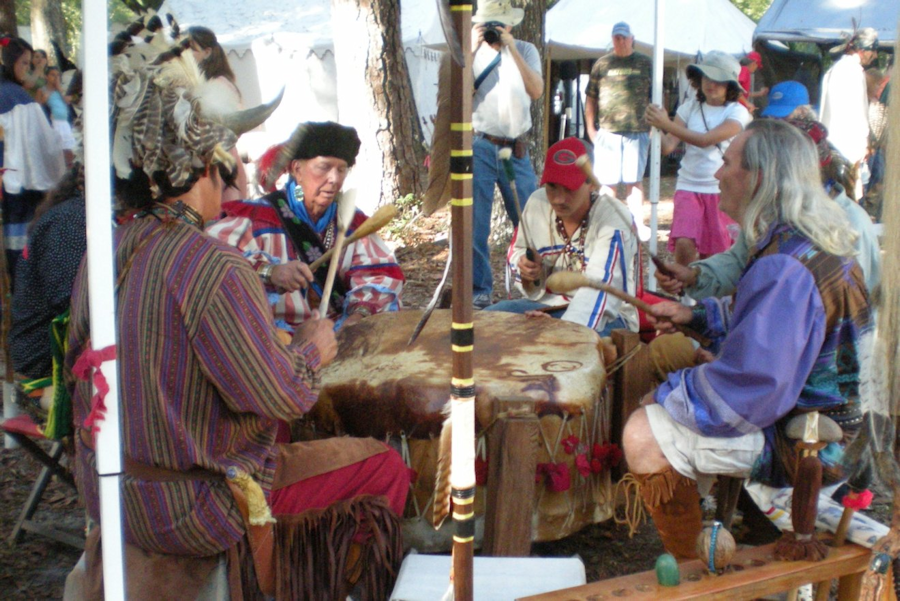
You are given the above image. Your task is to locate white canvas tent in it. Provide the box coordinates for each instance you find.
[546,0,757,62]
[160,0,445,161]
[755,0,899,46]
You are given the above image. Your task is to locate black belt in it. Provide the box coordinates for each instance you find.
[477,132,518,147]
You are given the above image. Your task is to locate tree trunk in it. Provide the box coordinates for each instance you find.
[513,0,547,175]
[0,0,15,38]
[31,0,68,66]
[331,0,426,214]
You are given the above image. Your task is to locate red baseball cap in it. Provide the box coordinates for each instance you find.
[747,51,763,69]
[541,137,590,191]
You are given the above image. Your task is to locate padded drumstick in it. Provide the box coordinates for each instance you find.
[574,154,601,189]
[308,204,398,273]
[545,271,711,347]
[318,190,357,319]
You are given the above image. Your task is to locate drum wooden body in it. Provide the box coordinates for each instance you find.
[312,309,614,542]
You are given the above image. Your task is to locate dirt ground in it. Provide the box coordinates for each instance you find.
[0,175,891,596]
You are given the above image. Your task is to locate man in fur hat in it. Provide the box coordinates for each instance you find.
[470,0,543,309]
[207,121,404,334]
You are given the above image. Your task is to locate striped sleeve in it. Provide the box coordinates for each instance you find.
[563,228,629,331]
[191,260,322,421]
[339,232,404,316]
[207,215,278,270]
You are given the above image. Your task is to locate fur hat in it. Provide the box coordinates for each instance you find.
[256,122,361,192]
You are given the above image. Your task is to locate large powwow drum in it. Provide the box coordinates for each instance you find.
[310,309,615,544]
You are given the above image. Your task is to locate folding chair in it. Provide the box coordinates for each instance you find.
[2,412,82,549]
[2,310,83,549]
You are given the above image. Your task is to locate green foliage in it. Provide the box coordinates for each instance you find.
[15,0,138,59]
[383,192,423,240]
[729,0,773,22]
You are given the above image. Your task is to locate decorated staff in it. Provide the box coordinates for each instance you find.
[426,0,476,598]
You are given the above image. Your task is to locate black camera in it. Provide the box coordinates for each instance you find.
[482,21,505,46]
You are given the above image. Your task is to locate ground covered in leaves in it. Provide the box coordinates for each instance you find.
[0,176,891,596]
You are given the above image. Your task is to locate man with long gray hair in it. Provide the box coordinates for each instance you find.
[619,119,873,559]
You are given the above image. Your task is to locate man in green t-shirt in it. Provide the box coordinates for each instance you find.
[585,22,653,241]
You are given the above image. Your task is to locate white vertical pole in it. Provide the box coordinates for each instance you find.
[82,0,127,598]
[648,0,665,291]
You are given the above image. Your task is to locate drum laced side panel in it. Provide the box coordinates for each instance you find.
[397,383,616,543]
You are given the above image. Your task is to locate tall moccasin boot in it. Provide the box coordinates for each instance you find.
[635,466,702,560]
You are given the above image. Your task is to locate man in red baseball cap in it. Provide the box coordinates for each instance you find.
[739,51,768,112]
[484,137,640,336]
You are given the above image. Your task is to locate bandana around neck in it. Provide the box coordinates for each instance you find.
[285,178,337,234]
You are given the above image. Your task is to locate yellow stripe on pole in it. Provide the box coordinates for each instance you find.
[452,322,474,329]
[450,197,473,206]
[451,377,475,387]
[451,173,473,181]
[451,345,474,353]
[450,150,473,157]
[450,5,473,12]
[451,122,473,131]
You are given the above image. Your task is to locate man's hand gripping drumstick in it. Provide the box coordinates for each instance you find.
[545,271,711,347]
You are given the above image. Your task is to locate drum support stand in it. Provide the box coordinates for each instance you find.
[483,396,539,556]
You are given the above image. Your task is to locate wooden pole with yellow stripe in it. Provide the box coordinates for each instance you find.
[449,0,475,598]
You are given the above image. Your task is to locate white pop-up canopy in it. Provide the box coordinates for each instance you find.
[546,0,756,61]
[755,0,898,46]
[160,0,445,159]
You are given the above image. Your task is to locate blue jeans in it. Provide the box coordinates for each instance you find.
[472,135,537,296]
[485,299,628,336]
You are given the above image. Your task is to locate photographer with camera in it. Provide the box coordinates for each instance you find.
[470,0,543,309]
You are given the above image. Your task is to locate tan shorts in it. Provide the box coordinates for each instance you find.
[645,403,765,496]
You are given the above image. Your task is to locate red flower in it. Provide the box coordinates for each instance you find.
[590,457,604,474]
[475,456,489,487]
[575,453,591,477]
[842,489,873,511]
[536,462,571,492]
[562,435,580,455]
[592,442,623,470]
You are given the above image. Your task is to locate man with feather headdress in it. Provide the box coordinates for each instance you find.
[65,19,408,599]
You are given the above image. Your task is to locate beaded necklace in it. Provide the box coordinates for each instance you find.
[553,194,595,273]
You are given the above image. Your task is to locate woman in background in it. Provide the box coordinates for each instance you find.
[187,26,248,201]
[0,38,65,282]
